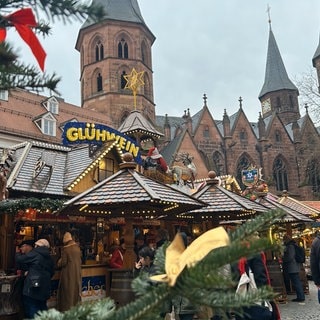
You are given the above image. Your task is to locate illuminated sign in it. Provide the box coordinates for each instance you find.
[62,122,141,164]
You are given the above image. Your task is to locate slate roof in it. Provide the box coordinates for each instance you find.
[59,164,207,218]
[259,29,298,98]
[7,141,72,196]
[161,131,184,166]
[181,178,268,221]
[6,141,93,197]
[155,115,185,141]
[81,0,147,29]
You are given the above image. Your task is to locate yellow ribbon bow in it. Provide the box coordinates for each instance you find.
[151,226,230,286]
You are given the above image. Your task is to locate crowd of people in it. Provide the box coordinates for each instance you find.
[15,231,82,318]
[14,227,320,320]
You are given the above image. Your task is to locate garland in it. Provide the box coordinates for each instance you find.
[0,198,65,215]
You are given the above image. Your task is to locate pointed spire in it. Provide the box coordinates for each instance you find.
[258,112,266,138]
[223,109,230,137]
[267,4,272,30]
[82,0,146,29]
[259,23,298,98]
[164,114,171,143]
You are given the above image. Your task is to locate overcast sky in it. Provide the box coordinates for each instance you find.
[8,0,320,122]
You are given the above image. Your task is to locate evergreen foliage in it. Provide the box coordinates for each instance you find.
[0,197,65,214]
[0,0,104,93]
[33,209,285,320]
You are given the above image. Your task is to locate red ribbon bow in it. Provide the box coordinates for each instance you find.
[0,8,46,71]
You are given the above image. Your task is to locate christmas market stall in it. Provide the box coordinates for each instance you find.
[179,171,269,227]
[58,152,206,306]
[254,192,316,299]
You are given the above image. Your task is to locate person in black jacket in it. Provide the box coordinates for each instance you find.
[15,238,54,319]
[310,232,320,291]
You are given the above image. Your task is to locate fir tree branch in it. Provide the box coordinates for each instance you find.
[0,0,105,92]
[33,210,284,320]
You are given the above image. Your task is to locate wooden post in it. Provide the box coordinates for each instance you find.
[0,213,15,272]
[122,219,136,269]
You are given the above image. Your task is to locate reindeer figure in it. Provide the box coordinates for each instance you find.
[170,153,197,188]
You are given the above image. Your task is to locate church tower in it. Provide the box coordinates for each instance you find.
[75,0,156,128]
[259,21,300,126]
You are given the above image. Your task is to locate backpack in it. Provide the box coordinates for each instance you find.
[293,243,305,263]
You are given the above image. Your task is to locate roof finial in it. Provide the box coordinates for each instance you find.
[238,96,243,109]
[305,103,309,114]
[267,4,272,30]
[203,93,207,107]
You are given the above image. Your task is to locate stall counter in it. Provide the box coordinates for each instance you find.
[48,263,110,308]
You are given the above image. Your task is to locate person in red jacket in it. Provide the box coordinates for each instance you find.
[109,238,126,269]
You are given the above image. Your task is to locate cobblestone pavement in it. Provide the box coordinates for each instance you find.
[278,281,320,320]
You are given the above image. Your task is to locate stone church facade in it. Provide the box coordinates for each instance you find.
[74,0,320,200]
[1,0,320,200]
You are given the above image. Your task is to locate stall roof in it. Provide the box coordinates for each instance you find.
[180,178,269,221]
[58,161,207,218]
[256,193,315,223]
[277,194,320,219]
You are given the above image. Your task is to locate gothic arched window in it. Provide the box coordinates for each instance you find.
[273,157,288,191]
[97,73,102,92]
[236,155,251,190]
[212,151,223,176]
[95,40,104,61]
[289,95,294,109]
[118,39,129,59]
[275,130,282,143]
[203,126,210,138]
[306,158,320,193]
[276,97,281,111]
[120,71,127,89]
[240,129,247,141]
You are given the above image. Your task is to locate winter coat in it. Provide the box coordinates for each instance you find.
[15,246,54,301]
[310,235,320,285]
[109,248,124,268]
[282,240,301,274]
[133,261,157,278]
[57,241,82,312]
[172,295,197,316]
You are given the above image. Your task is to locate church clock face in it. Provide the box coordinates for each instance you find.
[261,98,271,114]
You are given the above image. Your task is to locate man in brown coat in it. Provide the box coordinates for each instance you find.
[57,232,82,311]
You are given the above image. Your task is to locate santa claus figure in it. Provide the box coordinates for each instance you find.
[146,147,170,173]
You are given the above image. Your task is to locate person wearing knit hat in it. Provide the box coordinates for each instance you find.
[57,232,82,312]
[15,237,54,318]
[35,238,50,248]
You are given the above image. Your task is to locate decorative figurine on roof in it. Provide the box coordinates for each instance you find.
[143,147,170,173]
[171,152,197,189]
[241,167,268,200]
[220,175,242,194]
